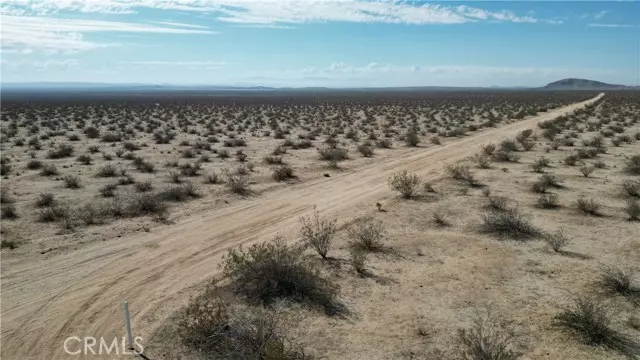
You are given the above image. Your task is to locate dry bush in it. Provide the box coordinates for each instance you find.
[446,162,479,187]
[76,154,92,165]
[482,143,496,155]
[624,155,640,175]
[62,175,82,189]
[432,210,450,227]
[76,203,105,225]
[0,187,14,204]
[481,208,539,240]
[544,228,570,252]
[472,153,491,169]
[1,204,18,220]
[177,298,309,360]
[222,238,343,315]
[580,165,595,178]
[575,197,601,216]
[531,180,549,194]
[205,172,220,184]
[626,199,640,221]
[347,217,386,252]
[96,164,117,177]
[224,171,250,195]
[357,144,374,157]
[134,181,153,193]
[35,193,56,207]
[299,206,336,260]
[350,249,368,276]
[601,266,639,299]
[555,296,640,358]
[26,159,43,170]
[388,170,421,199]
[536,193,560,209]
[99,184,117,197]
[47,144,74,159]
[564,153,580,166]
[38,205,71,223]
[622,179,640,197]
[157,183,200,202]
[531,157,550,173]
[127,193,169,219]
[272,165,295,182]
[539,173,562,188]
[430,136,441,145]
[40,164,58,176]
[485,195,510,212]
[405,131,420,147]
[458,313,523,360]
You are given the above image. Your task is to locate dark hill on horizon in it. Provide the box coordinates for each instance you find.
[543,78,627,90]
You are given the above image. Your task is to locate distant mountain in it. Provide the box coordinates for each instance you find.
[543,78,626,90]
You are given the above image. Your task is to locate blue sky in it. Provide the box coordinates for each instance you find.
[0,1,638,87]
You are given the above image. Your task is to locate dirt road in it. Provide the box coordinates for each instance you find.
[0,94,603,360]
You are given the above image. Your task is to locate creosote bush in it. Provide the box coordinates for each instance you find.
[388,170,420,199]
[222,238,343,315]
[600,266,639,299]
[544,228,570,252]
[299,206,337,259]
[347,217,386,252]
[481,208,539,240]
[536,193,560,209]
[626,199,640,221]
[575,197,601,216]
[622,179,640,197]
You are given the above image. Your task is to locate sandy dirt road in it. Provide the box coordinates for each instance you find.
[0,93,603,360]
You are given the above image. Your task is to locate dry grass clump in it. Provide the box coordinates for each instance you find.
[622,179,640,197]
[222,238,343,315]
[481,207,540,240]
[536,193,560,209]
[446,162,480,186]
[624,154,640,175]
[457,313,523,360]
[575,196,602,216]
[272,165,295,182]
[543,228,570,252]
[600,266,640,300]
[555,296,640,358]
[625,199,640,221]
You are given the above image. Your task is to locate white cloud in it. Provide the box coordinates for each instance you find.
[1,59,80,71]
[1,0,553,26]
[121,61,226,66]
[588,23,633,28]
[593,10,607,20]
[0,15,217,53]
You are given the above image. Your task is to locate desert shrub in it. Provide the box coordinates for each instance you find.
[580,165,595,178]
[47,144,74,159]
[1,239,18,250]
[601,266,639,298]
[350,249,368,276]
[622,180,640,197]
[555,296,640,357]
[537,193,560,209]
[99,184,117,197]
[222,238,341,315]
[625,155,640,175]
[539,173,562,188]
[564,153,580,166]
[77,203,105,225]
[76,154,92,165]
[205,172,219,184]
[217,149,230,159]
[122,141,140,151]
[1,204,18,220]
[481,208,539,240]
[132,157,155,173]
[531,180,549,194]
[493,149,520,162]
[135,181,153,192]
[158,182,200,202]
[388,170,421,199]
[593,160,606,169]
[357,144,374,157]
[458,313,523,360]
[626,199,640,221]
[36,193,56,207]
[26,159,43,170]
[272,165,295,182]
[544,228,570,252]
[347,217,386,252]
[177,298,308,360]
[431,136,441,145]
[472,154,491,169]
[84,126,100,139]
[575,197,601,216]
[96,164,117,177]
[0,187,14,204]
[179,162,201,177]
[481,143,496,155]
[264,155,284,165]
[62,175,82,189]
[40,164,58,176]
[224,171,250,195]
[38,205,70,222]
[376,139,392,148]
[299,206,337,259]
[531,157,550,173]
[405,131,420,147]
[127,194,168,218]
[446,162,479,186]
[432,210,450,227]
[486,196,510,212]
[101,132,122,142]
[318,147,348,162]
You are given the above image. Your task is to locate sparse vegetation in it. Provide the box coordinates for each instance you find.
[299,206,337,260]
[388,170,421,199]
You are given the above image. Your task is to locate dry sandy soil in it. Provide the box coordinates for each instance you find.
[1,91,639,360]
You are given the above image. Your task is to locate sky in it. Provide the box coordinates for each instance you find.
[0,0,638,88]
